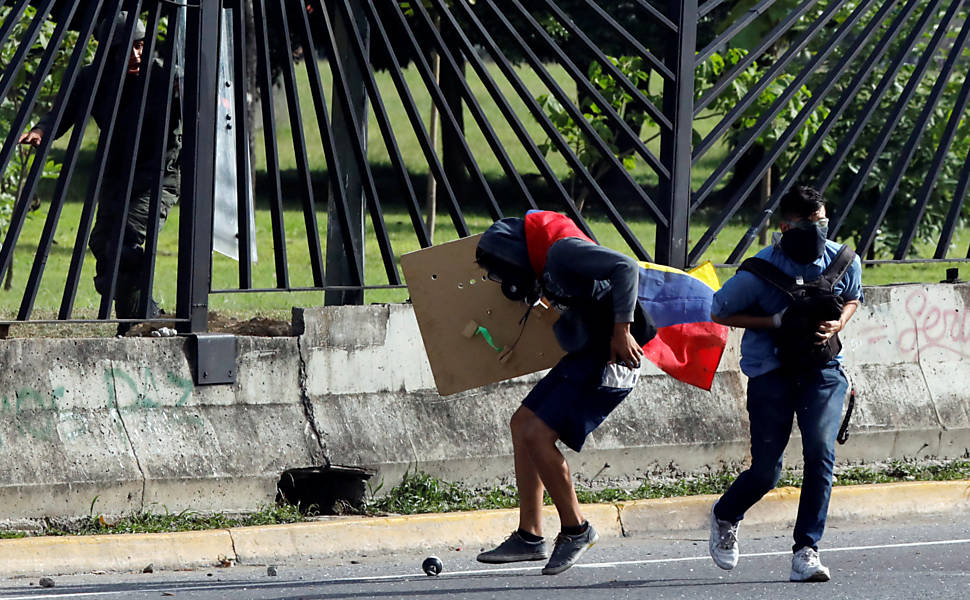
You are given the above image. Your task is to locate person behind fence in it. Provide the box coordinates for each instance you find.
[19,12,180,335]
[706,185,863,582]
[473,210,656,575]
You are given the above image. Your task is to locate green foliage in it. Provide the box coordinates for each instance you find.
[366,469,521,514]
[43,502,306,536]
[365,458,970,516]
[0,6,94,235]
[695,46,831,175]
[536,54,653,210]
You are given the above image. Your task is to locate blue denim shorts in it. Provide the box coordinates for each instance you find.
[522,350,639,452]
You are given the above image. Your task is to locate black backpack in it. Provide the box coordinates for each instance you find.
[738,246,856,370]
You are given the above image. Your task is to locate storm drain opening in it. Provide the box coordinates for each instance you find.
[276,465,374,515]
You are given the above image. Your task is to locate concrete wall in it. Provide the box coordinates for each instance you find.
[1,282,968,521]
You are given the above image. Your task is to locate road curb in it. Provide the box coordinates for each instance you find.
[0,529,235,579]
[1,481,967,578]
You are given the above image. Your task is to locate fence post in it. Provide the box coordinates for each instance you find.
[324,3,368,306]
[656,0,697,270]
[176,0,220,332]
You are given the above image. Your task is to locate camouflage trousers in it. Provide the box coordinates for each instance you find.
[89,183,178,319]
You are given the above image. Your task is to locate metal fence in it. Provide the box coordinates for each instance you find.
[0,0,968,332]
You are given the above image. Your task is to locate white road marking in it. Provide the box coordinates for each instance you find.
[2,537,968,598]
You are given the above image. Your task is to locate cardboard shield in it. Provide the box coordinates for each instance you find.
[401,235,565,396]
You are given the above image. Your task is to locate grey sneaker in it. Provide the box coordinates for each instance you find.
[790,547,830,582]
[477,531,549,564]
[708,507,740,570]
[541,523,599,575]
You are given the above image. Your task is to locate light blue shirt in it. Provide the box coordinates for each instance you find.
[711,240,864,377]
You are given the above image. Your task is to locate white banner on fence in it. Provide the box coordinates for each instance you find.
[213,7,256,263]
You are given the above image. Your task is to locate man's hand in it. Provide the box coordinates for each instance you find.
[610,322,643,369]
[816,299,861,344]
[815,319,842,344]
[19,128,43,147]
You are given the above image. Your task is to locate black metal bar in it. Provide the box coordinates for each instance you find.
[58,0,146,319]
[656,0,696,270]
[724,0,920,264]
[0,318,191,326]
[854,0,965,259]
[695,0,821,114]
[712,257,970,269]
[692,0,846,166]
[697,0,781,64]
[632,0,677,32]
[251,0,288,287]
[692,0,873,208]
[209,285,407,294]
[689,0,890,265]
[936,145,970,259]
[544,0,670,133]
[331,0,431,250]
[698,0,730,19]
[359,1,469,238]
[0,0,57,102]
[16,0,99,320]
[52,0,125,320]
[176,0,220,333]
[136,0,181,318]
[322,2,367,304]
[384,1,504,222]
[230,0,252,288]
[475,0,655,258]
[506,0,670,185]
[271,0,325,288]
[434,0,592,233]
[588,0,676,81]
[0,0,31,57]
[287,0,367,288]
[0,0,59,177]
[488,0,667,228]
[98,1,162,320]
[828,0,955,240]
[815,0,938,199]
[894,16,970,260]
[409,0,537,208]
[310,0,394,285]
[456,0,640,246]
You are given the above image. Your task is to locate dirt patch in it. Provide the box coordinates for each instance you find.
[123,310,293,337]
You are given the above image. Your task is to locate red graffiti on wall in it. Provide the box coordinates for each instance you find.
[896,288,970,359]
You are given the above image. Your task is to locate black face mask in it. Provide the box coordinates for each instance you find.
[780,224,828,264]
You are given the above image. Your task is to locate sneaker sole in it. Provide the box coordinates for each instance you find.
[476,554,549,564]
[790,569,831,582]
[540,536,599,575]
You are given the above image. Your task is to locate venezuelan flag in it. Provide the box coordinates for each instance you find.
[637,261,728,391]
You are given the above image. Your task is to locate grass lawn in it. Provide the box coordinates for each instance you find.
[4,60,966,325]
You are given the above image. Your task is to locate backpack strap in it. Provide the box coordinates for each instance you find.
[737,257,796,297]
[820,245,856,289]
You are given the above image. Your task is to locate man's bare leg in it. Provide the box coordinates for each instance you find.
[510,406,583,530]
[512,406,546,536]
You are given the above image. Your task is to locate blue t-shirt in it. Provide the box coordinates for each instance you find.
[711,240,864,377]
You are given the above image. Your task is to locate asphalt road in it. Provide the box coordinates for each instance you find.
[0,512,966,600]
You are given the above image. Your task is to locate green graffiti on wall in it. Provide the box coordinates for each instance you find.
[0,368,197,445]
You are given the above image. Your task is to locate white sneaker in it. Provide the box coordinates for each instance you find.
[790,547,831,582]
[708,507,739,570]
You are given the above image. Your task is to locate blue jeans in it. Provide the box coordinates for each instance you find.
[714,364,847,551]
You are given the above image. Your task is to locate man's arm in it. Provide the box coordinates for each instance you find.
[710,270,775,330]
[711,313,777,330]
[544,238,643,367]
[19,67,89,146]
